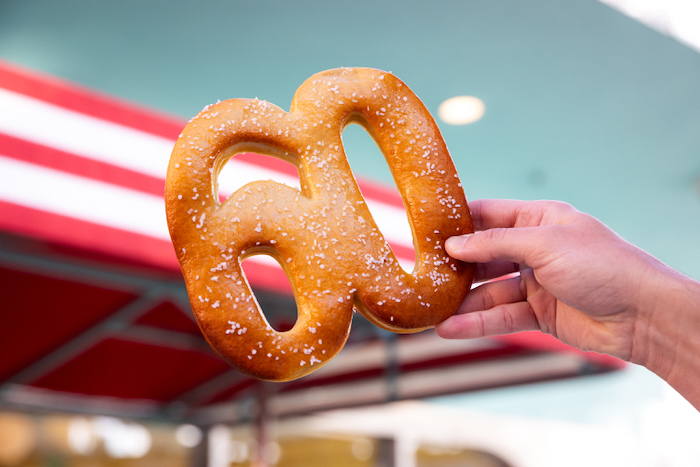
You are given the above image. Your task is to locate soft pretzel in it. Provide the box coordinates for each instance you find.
[165,68,474,381]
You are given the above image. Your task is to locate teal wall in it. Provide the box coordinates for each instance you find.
[1,0,699,278]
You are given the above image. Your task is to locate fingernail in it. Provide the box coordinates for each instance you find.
[445,234,471,252]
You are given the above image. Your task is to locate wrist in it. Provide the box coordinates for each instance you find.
[631,266,700,409]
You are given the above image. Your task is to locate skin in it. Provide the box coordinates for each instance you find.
[435,199,700,411]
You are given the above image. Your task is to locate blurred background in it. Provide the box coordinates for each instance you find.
[1,0,700,466]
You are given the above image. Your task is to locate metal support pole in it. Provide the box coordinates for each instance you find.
[189,426,209,467]
[374,438,396,467]
[252,381,270,467]
[380,330,400,402]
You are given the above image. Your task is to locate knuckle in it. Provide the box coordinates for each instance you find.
[545,199,573,211]
[481,286,496,310]
[502,307,515,333]
[475,228,511,262]
[519,200,577,227]
[477,312,486,337]
[479,227,509,244]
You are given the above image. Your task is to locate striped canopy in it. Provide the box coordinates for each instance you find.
[0,60,623,423]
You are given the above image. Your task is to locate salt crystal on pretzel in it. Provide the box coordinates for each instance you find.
[165,68,474,381]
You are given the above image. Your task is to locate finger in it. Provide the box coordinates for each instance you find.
[445,227,546,266]
[468,199,576,231]
[457,274,526,315]
[468,199,531,231]
[435,301,539,339]
[474,260,520,283]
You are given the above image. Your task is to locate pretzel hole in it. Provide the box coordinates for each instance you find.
[342,123,417,273]
[217,151,301,202]
[240,253,298,333]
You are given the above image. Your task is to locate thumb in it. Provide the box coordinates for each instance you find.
[445,227,542,266]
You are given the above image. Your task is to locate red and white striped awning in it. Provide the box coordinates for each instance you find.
[0,59,419,291]
[0,59,623,423]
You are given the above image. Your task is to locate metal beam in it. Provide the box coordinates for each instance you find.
[169,368,248,409]
[188,351,597,425]
[0,383,161,420]
[120,324,215,355]
[0,243,182,293]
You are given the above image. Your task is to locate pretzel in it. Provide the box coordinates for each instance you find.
[165,68,474,381]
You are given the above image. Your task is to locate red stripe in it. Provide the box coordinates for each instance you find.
[0,132,165,197]
[388,242,415,263]
[0,200,302,294]
[357,179,406,209]
[236,152,299,178]
[0,59,185,140]
[241,257,294,295]
[0,200,180,271]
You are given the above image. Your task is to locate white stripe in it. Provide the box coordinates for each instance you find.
[0,154,169,239]
[0,88,174,178]
[218,159,300,194]
[365,199,414,249]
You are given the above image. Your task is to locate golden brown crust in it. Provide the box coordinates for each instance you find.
[165,68,474,381]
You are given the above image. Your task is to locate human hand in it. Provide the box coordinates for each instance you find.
[435,199,675,362]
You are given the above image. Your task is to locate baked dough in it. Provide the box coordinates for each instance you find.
[165,68,474,381]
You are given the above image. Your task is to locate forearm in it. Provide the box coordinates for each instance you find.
[441,199,700,410]
[632,268,700,410]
